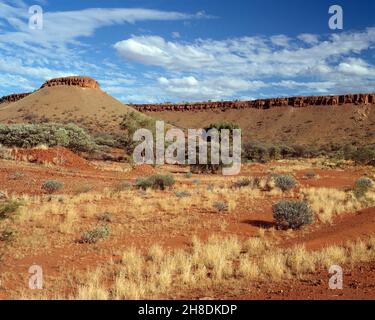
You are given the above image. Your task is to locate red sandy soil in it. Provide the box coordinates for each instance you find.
[0,155,374,299]
[11,147,93,170]
[0,149,159,195]
[131,163,157,176]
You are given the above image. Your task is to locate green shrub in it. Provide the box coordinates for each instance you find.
[274,174,297,192]
[135,177,154,190]
[0,123,97,152]
[213,201,228,213]
[81,225,110,244]
[353,177,374,198]
[242,142,270,163]
[0,200,21,220]
[351,147,375,165]
[272,200,314,229]
[135,174,175,190]
[190,121,240,173]
[120,111,156,152]
[42,180,64,194]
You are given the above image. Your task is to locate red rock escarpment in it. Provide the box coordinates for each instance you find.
[0,93,31,104]
[41,76,101,90]
[133,93,375,112]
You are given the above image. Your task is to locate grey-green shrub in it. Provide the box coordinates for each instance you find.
[213,201,228,213]
[274,174,297,192]
[272,200,314,229]
[0,200,21,220]
[0,123,97,152]
[353,177,374,198]
[175,191,192,198]
[42,180,64,194]
[81,225,110,244]
[135,174,175,190]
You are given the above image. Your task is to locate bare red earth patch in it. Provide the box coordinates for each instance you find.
[11,147,93,170]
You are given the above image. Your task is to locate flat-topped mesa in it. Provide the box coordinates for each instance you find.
[0,93,31,104]
[41,76,101,90]
[133,93,375,112]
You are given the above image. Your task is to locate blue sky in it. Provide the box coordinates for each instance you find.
[0,0,374,103]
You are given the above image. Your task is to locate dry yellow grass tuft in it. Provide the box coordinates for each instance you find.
[302,187,375,223]
[71,235,375,300]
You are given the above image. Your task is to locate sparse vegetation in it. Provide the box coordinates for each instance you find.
[0,200,21,220]
[81,225,110,244]
[0,123,97,152]
[74,236,375,300]
[354,177,374,199]
[175,191,192,198]
[135,174,175,190]
[42,180,64,194]
[113,181,132,192]
[213,201,229,213]
[232,177,253,188]
[0,227,17,242]
[304,172,316,179]
[97,212,113,223]
[120,111,156,152]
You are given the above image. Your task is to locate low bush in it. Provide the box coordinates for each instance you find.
[175,191,192,198]
[135,174,175,190]
[81,225,110,244]
[273,174,297,192]
[42,180,64,194]
[213,201,229,213]
[353,177,374,199]
[351,147,375,165]
[272,200,314,229]
[0,200,21,220]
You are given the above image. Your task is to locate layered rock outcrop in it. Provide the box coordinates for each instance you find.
[133,93,375,112]
[0,93,31,104]
[41,76,101,90]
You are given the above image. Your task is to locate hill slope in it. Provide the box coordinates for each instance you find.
[134,101,375,146]
[0,80,133,133]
